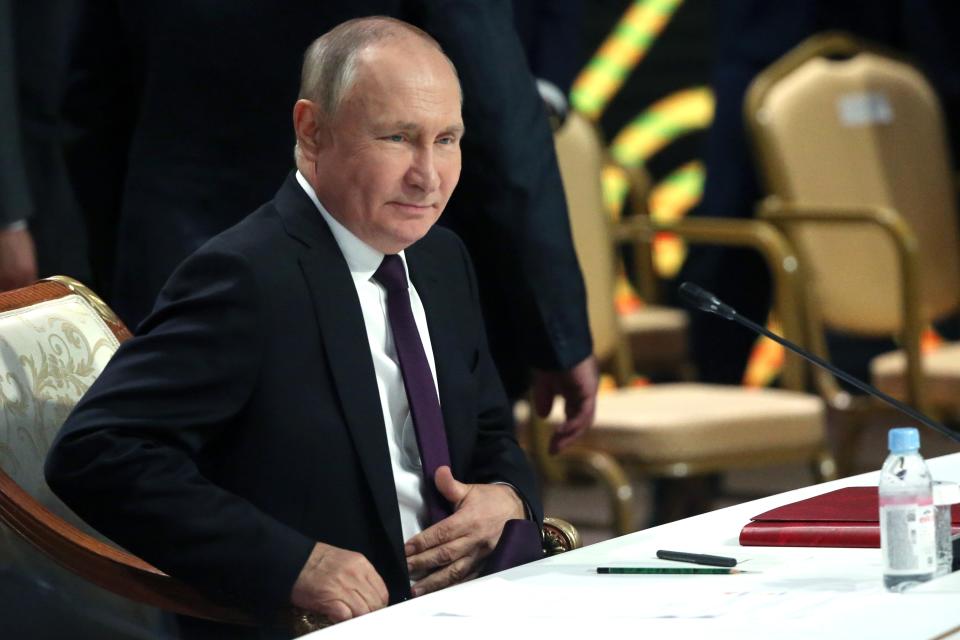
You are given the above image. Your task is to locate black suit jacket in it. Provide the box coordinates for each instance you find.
[45,174,542,622]
[61,0,591,397]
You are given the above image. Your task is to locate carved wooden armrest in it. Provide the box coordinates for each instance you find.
[543,516,581,555]
[279,608,331,636]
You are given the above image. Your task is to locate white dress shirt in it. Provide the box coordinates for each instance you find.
[296,172,433,543]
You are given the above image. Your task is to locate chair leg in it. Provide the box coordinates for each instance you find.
[649,475,721,527]
[560,447,635,536]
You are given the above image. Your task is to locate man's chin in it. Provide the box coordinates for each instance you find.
[397,221,440,245]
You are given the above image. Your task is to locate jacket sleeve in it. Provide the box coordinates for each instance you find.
[45,246,314,620]
[0,0,32,226]
[411,0,592,378]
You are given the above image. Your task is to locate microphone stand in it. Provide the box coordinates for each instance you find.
[678,282,960,445]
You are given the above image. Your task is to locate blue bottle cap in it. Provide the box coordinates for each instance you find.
[888,427,920,453]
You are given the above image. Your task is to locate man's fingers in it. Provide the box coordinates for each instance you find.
[404,512,464,556]
[406,533,471,575]
[550,428,580,453]
[405,522,442,556]
[317,600,354,624]
[411,557,476,596]
[531,376,555,418]
[350,587,379,616]
[365,571,389,608]
[549,392,596,452]
[434,465,468,506]
[532,355,600,443]
[291,542,388,621]
[564,393,596,433]
[342,558,387,612]
[308,571,384,621]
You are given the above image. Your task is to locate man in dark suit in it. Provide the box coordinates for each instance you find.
[46,17,540,634]
[61,1,597,452]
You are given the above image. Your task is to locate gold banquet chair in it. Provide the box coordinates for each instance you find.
[0,277,580,635]
[559,118,690,380]
[746,32,960,469]
[524,113,836,534]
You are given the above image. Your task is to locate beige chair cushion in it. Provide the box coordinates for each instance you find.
[552,383,824,464]
[871,342,960,408]
[619,305,688,369]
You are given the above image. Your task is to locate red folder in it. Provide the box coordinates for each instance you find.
[740,486,960,548]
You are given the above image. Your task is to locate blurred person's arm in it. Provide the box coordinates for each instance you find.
[414,0,595,449]
[0,0,38,290]
[513,0,585,126]
[60,0,141,292]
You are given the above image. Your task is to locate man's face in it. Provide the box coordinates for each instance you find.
[310,38,463,254]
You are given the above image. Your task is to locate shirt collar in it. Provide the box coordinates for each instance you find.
[296,171,410,287]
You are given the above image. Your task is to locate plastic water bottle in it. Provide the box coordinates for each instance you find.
[879,427,936,591]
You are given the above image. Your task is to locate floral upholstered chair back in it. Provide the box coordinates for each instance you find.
[0,277,166,632]
[0,278,124,530]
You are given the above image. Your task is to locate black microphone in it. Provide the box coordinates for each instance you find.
[678,281,960,445]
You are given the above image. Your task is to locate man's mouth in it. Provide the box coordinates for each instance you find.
[390,202,435,212]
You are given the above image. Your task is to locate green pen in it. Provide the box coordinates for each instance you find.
[596,567,743,575]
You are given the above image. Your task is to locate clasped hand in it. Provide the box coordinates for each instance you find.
[290,465,523,621]
[290,541,389,623]
[405,465,524,596]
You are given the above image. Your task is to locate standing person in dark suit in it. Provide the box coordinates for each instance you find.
[0,0,91,291]
[1,15,147,637]
[61,1,597,453]
[409,1,597,450]
[0,0,36,291]
[47,18,542,637]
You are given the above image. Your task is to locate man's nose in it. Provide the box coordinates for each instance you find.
[406,146,440,192]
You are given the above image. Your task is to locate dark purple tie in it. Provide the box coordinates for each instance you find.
[374,254,453,525]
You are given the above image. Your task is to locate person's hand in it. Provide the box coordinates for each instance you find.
[531,354,599,453]
[405,466,524,596]
[290,542,389,623]
[0,227,37,291]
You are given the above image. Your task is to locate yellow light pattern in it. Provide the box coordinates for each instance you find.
[570,0,789,386]
[571,0,685,119]
[611,88,713,167]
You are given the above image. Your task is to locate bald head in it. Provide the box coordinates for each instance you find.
[299,16,460,122]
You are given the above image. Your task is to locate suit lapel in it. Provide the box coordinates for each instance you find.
[274,175,406,572]
[406,244,472,476]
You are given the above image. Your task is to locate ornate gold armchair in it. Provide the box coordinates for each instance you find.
[0,277,579,636]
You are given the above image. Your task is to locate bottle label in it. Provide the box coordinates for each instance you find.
[880,503,936,574]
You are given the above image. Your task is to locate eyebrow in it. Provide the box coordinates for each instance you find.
[442,123,466,138]
[386,121,465,136]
